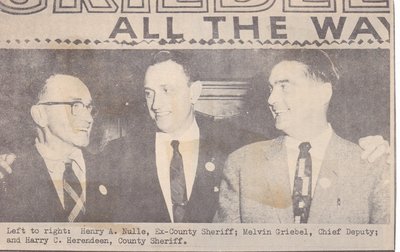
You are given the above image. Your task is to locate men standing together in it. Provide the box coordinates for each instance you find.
[0,50,392,223]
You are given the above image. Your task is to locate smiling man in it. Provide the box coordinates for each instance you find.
[144,57,201,138]
[1,74,111,222]
[101,50,390,223]
[215,50,390,224]
[105,51,228,223]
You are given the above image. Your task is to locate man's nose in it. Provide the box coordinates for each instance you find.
[268,87,279,106]
[151,92,164,110]
[80,108,94,124]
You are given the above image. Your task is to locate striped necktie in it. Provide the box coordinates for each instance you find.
[170,140,188,222]
[292,142,312,224]
[63,161,85,222]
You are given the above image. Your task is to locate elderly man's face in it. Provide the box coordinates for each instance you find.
[268,61,326,136]
[144,60,197,135]
[39,76,94,148]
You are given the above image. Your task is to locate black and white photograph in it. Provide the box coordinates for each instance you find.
[0,0,394,251]
[0,49,391,224]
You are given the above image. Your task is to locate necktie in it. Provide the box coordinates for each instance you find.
[170,140,187,222]
[63,161,85,222]
[292,142,312,224]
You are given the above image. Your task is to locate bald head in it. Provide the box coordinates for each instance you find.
[38,74,91,104]
[31,74,94,149]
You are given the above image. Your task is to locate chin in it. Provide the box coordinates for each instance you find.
[157,127,175,134]
[156,122,175,134]
[274,120,285,131]
[72,139,90,148]
[275,123,292,135]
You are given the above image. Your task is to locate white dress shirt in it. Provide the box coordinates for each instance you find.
[35,139,86,209]
[285,124,333,197]
[155,119,200,222]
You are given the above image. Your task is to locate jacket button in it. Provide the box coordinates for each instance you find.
[99,185,108,195]
[205,162,215,172]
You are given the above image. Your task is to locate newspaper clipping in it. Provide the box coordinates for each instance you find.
[0,0,395,251]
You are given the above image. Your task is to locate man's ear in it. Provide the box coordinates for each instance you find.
[189,80,203,105]
[320,82,333,105]
[30,105,48,128]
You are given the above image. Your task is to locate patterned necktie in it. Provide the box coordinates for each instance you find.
[292,142,312,224]
[63,161,85,222]
[170,140,188,223]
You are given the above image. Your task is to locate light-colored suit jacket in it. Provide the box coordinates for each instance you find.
[214,133,390,224]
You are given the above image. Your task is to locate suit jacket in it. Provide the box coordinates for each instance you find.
[101,113,249,222]
[0,145,114,222]
[214,133,390,224]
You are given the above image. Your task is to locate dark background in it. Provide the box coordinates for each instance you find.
[0,49,390,153]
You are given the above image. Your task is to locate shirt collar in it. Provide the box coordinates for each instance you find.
[156,118,200,143]
[35,138,85,172]
[285,124,333,160]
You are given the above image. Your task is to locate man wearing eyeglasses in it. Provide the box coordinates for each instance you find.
[0,52,391,223]
[0,74,111,222]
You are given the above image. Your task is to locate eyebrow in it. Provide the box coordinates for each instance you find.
[270,79,289,85]
[70,98,94,104]
[145,84,170,90]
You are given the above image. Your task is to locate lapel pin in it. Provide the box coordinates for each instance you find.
[99,185,108,196]
[214,186,219,192]
[319,177,331,189]
[205,161,215,172]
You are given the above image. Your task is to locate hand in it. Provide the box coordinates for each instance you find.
[0,153,16,179]
[359,135,390,164]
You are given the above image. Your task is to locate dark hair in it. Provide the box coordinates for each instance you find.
[149,50,199,84]
[29,75,53,105]
[274,50,340,87]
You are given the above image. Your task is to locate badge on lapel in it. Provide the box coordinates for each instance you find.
[99,185,108,196]
[319,177,331,189]
[205,158,216,172]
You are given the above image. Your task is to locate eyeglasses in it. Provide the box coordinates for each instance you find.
[37,101,98,118]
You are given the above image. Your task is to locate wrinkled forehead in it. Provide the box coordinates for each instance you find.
[268,61,309,85]
[40,75,92,102]
[144,60,190,88]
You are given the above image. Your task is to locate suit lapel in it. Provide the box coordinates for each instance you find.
[85,151,109,221]
[85,152,96,213]
[308,133,340,223]
[261,134,342,223]
[147,130,172,222]
[190,115,214,200]
[184,115,220,222]
[262,137,294,223]
[29,149,66,221]
[187,128,209,201]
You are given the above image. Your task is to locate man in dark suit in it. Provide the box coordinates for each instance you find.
[0,52,249,223]
[214,50,391,224]
[101,50,390,223]
[0,74,112,222]
[105,51,231,222]
[0,52,391,223]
